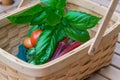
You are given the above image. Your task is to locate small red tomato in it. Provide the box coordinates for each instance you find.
[31,30,42,46]
[24,37,33,49]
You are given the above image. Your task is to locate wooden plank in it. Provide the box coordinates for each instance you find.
[99,66,120,80]
[114,43,120,54]
[91,0,110,7]
[18,0,29,8]
[91,0,120,13]
[111,54,120,69]
[0,0,39,20]
[117,33,120,42]
[86,73,109,80]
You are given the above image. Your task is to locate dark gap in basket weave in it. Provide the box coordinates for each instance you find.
[90,65,98,70]
[101,54,108,59]
[82,74,90,80]
[70,72,78,77]
[113,35,118,40]
[93,58,99,63]
[0,33,8,40]
[82,60,91,66]
[71,63,79,68]
[105,58,112,63]
[80,68,89,74]
[94,50,102,55]
[2,41,9,48]
[103,45,111,51]
[110,43,116,48]
[108,51,114,56]
[57,74,66,79]
[99,62,104,67]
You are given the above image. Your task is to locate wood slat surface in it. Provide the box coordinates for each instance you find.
[99,66,120,80]
[114,43,120,54]
[111,54,120,69]
[86,74,109,80]
[91,0,120,13]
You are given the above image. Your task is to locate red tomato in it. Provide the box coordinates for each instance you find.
[24,37,33,49]
[31,30,42,46]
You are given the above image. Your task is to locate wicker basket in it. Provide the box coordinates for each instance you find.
[0,0,120,80]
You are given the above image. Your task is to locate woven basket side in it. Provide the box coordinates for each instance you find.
[36,25,118,80]
[0,19,29,55]
[0,1,119,80]
[0,23,118,80]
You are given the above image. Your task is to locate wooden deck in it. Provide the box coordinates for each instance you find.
[0,0,120,80]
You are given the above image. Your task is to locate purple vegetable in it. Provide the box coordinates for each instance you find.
[59,42,81,57]
[50,37,69,60]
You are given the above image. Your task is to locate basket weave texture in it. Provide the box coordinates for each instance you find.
[0,1,120,80]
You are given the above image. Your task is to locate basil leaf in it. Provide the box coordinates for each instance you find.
[41,0,66,9]
[7,4,43,24]
[45,8,62,26]
[30,24,65,64]
[35,25,65,55]
[31,11,46,25]
[56,0,66,9]
[35,29,52,55]
[65,27,90,43]
[64,10,101,30]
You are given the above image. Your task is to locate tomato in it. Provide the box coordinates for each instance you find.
[31,30,42,46]
[24,37,33,49]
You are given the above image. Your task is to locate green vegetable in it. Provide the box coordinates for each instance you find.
[27,48,36,63]
[45,7,62,26]
[7,4,43,24]
[41,0,66,9]
[31,11,46,25]
[30,24,65,64]
[64,10,101,30]
[65,27,90,43]
[8,0,101,65]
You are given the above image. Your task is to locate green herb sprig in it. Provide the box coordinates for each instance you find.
[7,0,100,65]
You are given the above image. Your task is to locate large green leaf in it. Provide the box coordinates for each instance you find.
[45,8,62,26]
[41,0,66,9]
[7,4,43,24]
[31,11,46,25]
[30,24,65,64]
[65,27,90,43]
[64,10,101,30]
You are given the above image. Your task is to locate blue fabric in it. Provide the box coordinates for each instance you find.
[17,44,28,62]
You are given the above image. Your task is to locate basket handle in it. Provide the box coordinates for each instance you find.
[88,0,119,55]
[18,0,29,8]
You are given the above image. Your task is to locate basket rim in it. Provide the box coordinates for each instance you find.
[0,0,120,77]
[0,22,120,77]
